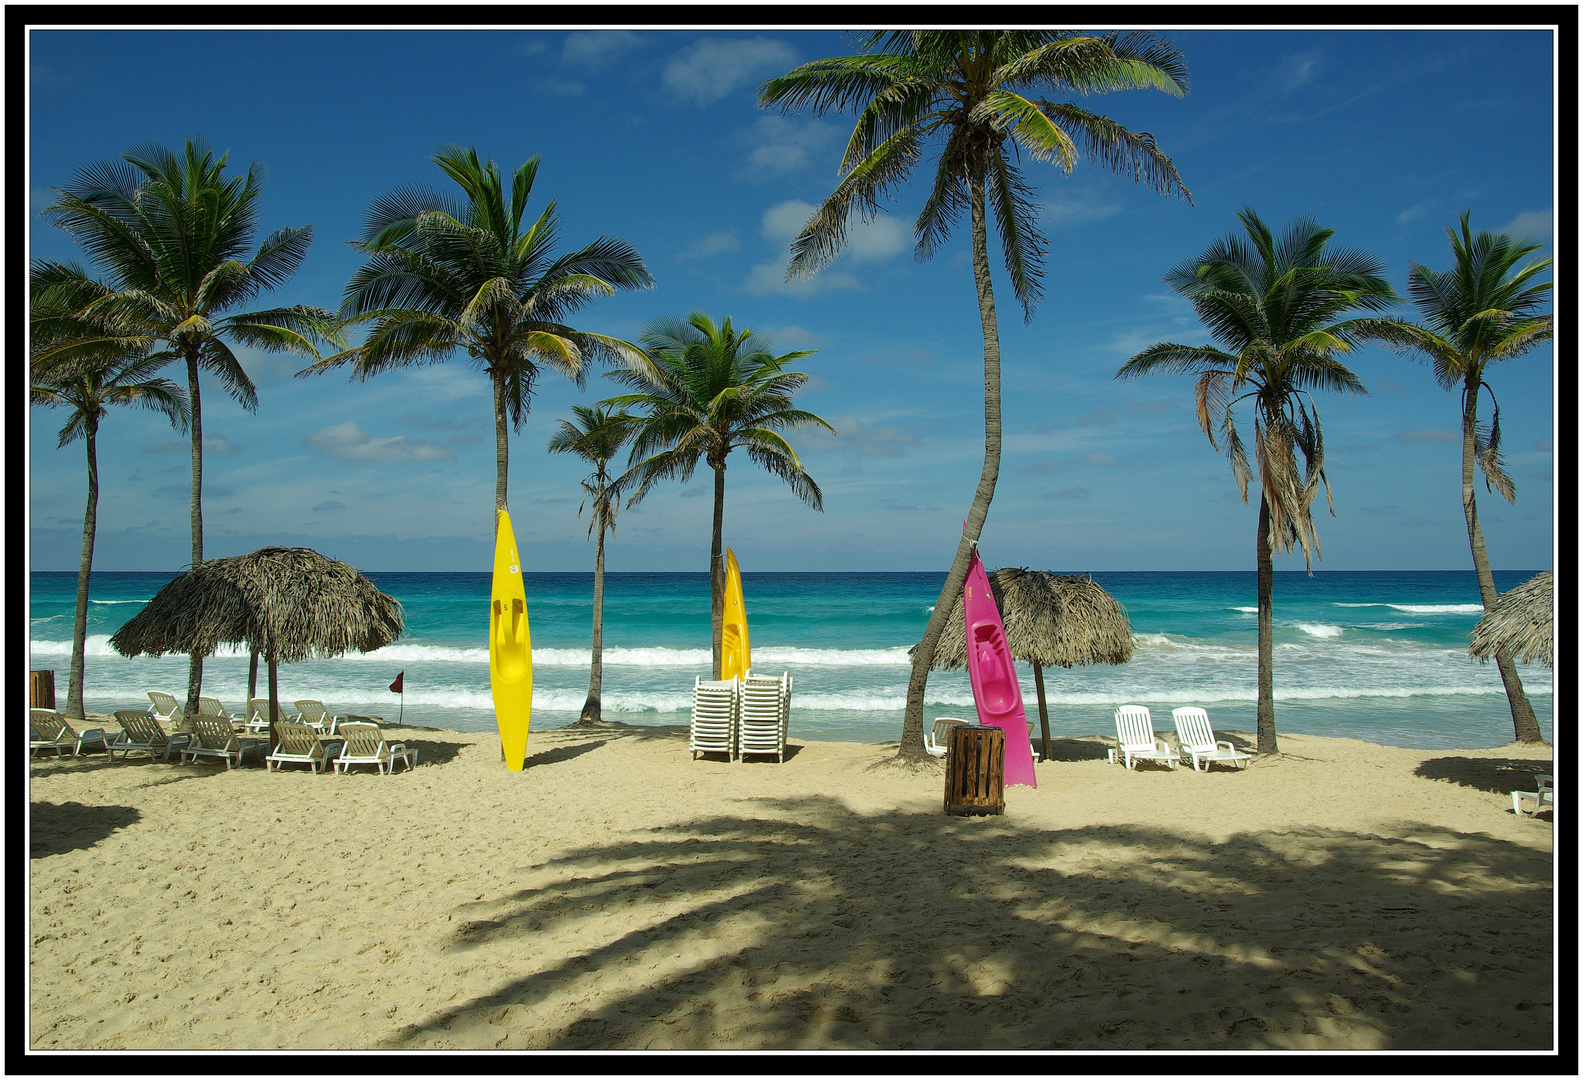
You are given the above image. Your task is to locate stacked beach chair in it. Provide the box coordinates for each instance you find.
[689,672,793,763]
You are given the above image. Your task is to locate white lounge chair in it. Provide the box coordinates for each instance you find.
[267,721,336,774]
[1171,707,1251,772]
[334,721,415,775]
[147,691,185,725]
[689,677,738,761]
[925,717,973,758]
[180,716,265,769]
[31,709,109,758]
[1512,773,1554,818]
[109,709,190,763]
[1110,705,1178,770]
[740,672,790,762]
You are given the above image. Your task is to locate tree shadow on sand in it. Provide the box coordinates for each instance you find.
[30,801,141,858]
[1415,757,1555,797]
[383,798,1553,1051]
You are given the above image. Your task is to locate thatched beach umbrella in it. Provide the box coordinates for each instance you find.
[110,547,403,748]
[916,567,1133,761]
[1469,570,1552,669]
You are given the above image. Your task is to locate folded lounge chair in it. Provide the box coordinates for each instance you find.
[925,717,973,758]
[267,721,337,774]
[31,709,109,758]
[180,716,265,769]
[689,677,738,761]
[109,710,190,763]
[1110,705,1178,770]
[333,721,415,775]
[1512,773,1554,818]
[740,671,790,762]
[1171,707,1251,772]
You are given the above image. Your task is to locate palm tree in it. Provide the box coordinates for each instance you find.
[1369,213,1552,744]
[548,403,637,726]
[304,145,654,529]
[1117,208,1399,754]
[603,313,834,679]
[31,270,189,722]
[42,137,337,712]
[760,30,1191,759]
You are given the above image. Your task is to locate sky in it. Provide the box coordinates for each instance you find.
[26,23,1560,575]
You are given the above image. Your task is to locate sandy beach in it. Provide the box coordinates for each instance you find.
[28,722,1553,1052]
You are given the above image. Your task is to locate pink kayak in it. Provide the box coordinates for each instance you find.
[963,548,1036,788]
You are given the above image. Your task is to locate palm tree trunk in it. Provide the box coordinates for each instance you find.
[1033,662,1051,763]
[710,464,726,680]
[580,515,607,725]
[186,351,205,714]
[66,419,100,721]
[267,647,280,756]
[1461,380,1543,743]
[494,373,510,515]
[900,171,1003,762]
[1256,494,1278,754]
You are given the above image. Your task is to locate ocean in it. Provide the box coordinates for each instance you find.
[28,569,1553,751]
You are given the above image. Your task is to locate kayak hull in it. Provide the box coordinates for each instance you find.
[963,549,1036,787]
[720,548,750,682]
[489,510,532,771]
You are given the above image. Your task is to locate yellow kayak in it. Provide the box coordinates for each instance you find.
[720,548,750,681]
[489,509,532,770]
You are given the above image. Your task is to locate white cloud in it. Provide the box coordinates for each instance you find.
[1501,209,1552,244]
[563,30,645,68]
[1043,188,1122,227]
[1281,49,1324,92]
[145,435,238,454]
[803,416,920,458]
[663,36,797,106]
[303,421,456,462]
[741,116,841,178]
[762,199,816,243]
[744,262,862,299]
[677,230,741,262]
[1084,452,1119,467]
[761,200,907,265]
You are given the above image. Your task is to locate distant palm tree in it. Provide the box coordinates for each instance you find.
[604,313,834,678]
[760,30,1191,759]
[548,403,637,726]
[31,271,189,721]
[1368,213,1552,744]
[42,137,337,711]
[1117,208,1399,754]
[306,145,654,530]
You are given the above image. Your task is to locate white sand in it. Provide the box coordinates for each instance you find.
[28,723,1553,1050]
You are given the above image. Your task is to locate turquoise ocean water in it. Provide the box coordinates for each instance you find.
[28,569,1552,750]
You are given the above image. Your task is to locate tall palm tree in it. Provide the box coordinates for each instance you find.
[1369,213,1551,744]
[1117,208,1399,754]
[42,137,337,711]
[548,403,637,726]
[604,312,834,678]
[31,270,189,721]
[760,30,1191,759]
[304,145,654,529]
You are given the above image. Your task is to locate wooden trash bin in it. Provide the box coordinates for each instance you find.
[944,724,1005,816]
[31,670,56,710]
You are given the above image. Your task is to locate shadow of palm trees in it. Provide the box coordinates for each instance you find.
[1415,756,1554,797]
[383,797,1553,1050]
[30,801,141,858]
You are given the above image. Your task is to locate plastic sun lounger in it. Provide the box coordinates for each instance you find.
[925,717,973,758]
[1171,707,1251,772]
[147,691,185,724]
[333,722,415,775]
[1512,773,1554,818]
[180,716,265,769]
[266,721,337,774]
[109,709,192,763]
[1110,705,1178,770]
[740,671,790,762]
[31,709,108,758]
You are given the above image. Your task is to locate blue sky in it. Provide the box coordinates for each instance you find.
[27,26,1557,574]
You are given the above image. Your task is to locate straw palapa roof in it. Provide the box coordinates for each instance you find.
[110,547,403,662]
[919,567,1133,671]
[1469,570,1552,668]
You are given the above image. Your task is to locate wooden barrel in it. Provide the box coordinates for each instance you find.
[31,670,56,710]
[944,724,1005,816]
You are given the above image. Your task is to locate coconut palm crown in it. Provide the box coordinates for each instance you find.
[760,29,1192,759]
[603,312,834,678]
[303,145,655,523]
[1117,207,1400,754]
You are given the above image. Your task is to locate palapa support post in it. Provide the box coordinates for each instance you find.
[1033,662,1052,763]
[944,724,1005,816]
[31,670,56,710]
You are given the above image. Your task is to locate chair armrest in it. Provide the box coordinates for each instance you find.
[1216,741,1240,753]
[1155,740,1171,754]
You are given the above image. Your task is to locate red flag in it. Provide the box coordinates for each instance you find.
[389,671,404,693]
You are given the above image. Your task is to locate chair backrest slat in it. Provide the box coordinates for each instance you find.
[31,709,67,740]
[1114,705,1157,749]
[1171,707,1214,751]
[147,691,182,720]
